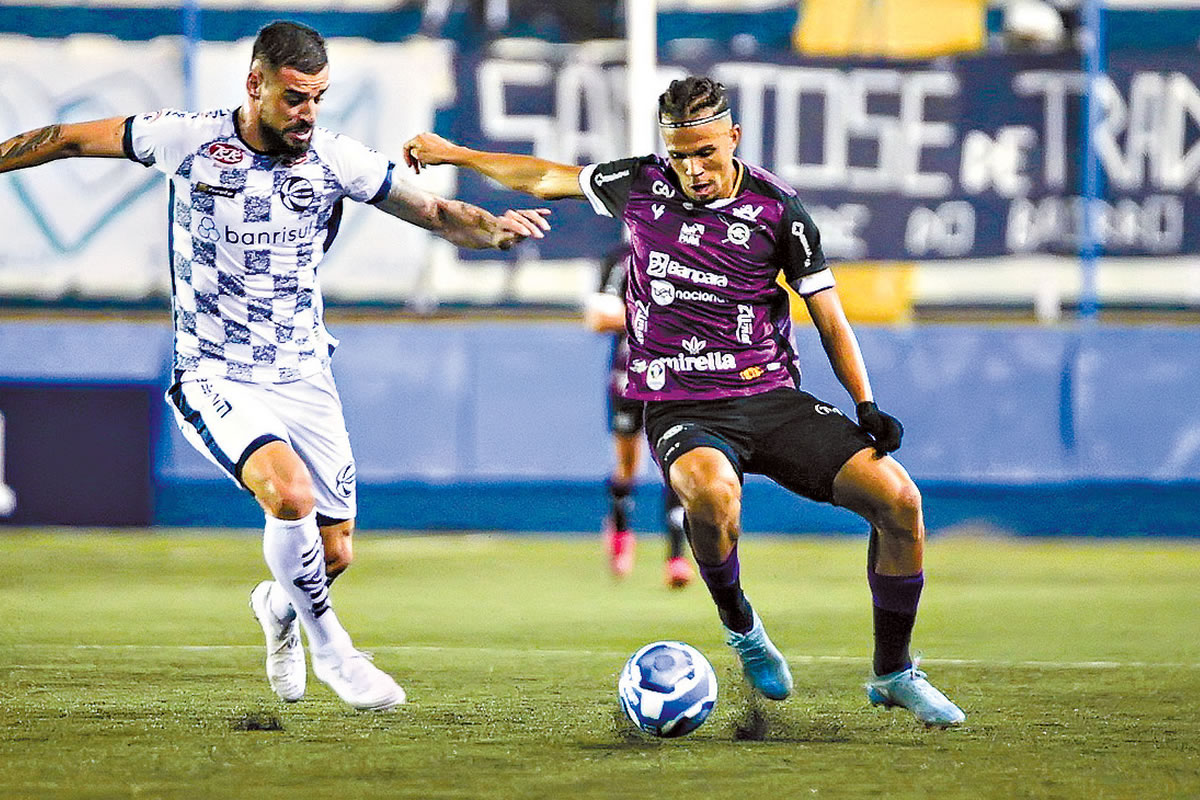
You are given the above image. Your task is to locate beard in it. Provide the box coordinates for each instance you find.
[258,118,312,157]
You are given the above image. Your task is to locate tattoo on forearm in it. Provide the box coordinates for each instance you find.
[0,124,63,165]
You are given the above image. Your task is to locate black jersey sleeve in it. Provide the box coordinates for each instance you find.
[775,193,827,286]
[579,156,647,218]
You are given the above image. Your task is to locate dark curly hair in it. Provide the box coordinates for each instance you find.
[251,21,327,74]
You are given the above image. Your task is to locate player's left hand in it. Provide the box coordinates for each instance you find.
[856,401,903,455]
[495,208,552,248]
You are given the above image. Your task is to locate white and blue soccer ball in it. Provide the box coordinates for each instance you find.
[618,640,718,738]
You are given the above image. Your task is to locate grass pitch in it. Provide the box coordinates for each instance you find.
[1,531,1197,799]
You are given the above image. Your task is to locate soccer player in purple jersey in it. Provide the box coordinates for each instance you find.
[585,244,693,588]
[404,76,964,727]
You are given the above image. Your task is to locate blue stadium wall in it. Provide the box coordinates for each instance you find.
[1,319,1197,536]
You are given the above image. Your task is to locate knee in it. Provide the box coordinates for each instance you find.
[685,473,742,527]
[324,536,354,578]
[878,479,923,541]
[258,475,315,520]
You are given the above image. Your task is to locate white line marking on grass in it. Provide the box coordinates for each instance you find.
[7,644,1196,669]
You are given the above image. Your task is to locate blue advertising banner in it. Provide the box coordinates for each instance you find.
[447,48,1199,261]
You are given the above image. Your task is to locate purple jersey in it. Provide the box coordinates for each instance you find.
[580,155,832,401]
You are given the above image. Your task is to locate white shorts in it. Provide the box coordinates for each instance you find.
[167,369,357,521]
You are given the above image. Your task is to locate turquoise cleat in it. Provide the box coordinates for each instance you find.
[866,662,966,728]
[724,611,793,700]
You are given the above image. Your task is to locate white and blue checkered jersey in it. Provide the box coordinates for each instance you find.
[122,108,393,383]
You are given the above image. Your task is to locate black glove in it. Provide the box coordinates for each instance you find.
[856,401,904,455]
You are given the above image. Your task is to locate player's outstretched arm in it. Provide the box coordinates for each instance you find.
[0,117,128,174]
[403,132,584,201]
[374,177,551,250]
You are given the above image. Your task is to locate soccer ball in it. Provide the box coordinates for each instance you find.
[618,640,718,738]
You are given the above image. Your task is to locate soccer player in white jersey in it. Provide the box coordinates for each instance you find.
[403,76,965,728]
[0,21,550,711]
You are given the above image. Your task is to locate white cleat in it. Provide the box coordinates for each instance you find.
[866,661,965,728]
[312,647,406,711]
[249,581,307,702]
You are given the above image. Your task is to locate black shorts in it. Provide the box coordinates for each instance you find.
[608,391,644,436]
[643,388,876,504]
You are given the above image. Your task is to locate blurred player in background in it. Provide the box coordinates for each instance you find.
[404,75,965,728]
[584,244,693,588]
[0,20,549,711]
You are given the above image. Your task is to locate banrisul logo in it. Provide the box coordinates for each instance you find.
[224,223,314,245]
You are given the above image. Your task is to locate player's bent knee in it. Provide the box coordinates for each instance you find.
[880,479,923,539]
[686,473,741,525]
[261,478,316,520]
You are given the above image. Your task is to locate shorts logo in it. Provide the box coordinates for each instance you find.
[814,404,843,416]
[279,176,316,212]
[740,366,764,380]
[207,142,247,166]
[335,462,356,498]
[723,221,752,248]
[196,216,220,242]
[652,180,676,199]
[656,424,688,448]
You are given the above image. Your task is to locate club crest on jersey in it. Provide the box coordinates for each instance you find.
[723,221,752,248]
[279,176,316,212]
[207,142,248,166]
[678,223,705,246]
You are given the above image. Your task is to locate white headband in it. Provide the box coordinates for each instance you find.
[658,108,732,129]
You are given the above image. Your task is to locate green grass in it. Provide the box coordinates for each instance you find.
[1,531,1197,799]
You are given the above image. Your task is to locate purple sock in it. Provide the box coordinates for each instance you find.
[697,543,754,633]
[868,570,924,676]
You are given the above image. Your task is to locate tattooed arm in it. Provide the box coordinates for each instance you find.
[372,177,550,251]
[0,117,128,174]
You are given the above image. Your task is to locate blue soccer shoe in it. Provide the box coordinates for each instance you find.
[866,662,966,728]
[724,611,793,700]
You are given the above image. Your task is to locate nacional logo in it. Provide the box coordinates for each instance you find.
[207,142,248,166]
[648,280,725,306]
[723,221,752,248]
[651,180,676,199]
[335,462,356,498]
[279,176,316,212]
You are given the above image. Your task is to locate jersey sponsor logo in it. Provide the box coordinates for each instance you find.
[335,462,356,498]
[792,220,814,267]
[736,304,754,344]
[723,221,752,248]
[223,223,315,246]
[207,142,248,166]
[646,251,728,288]
[731,204,764,222]
[632,299,650,344]
[678,222,705,246]
[649,279,726,306]
[195,182,239,198]
[740,366,765,380]
[651,180,676,199]
[633,336,737,389]
[279,176,316,212]
[595,168,630,185]
[652,203,665,220]
[196,217,220,242]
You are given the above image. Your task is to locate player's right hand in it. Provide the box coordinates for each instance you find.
[403,132,458,174]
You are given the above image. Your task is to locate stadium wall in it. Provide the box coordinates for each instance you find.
[1,318,1197,536]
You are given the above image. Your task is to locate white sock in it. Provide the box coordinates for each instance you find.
[262,511,353,654]
[266,581,296,624]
